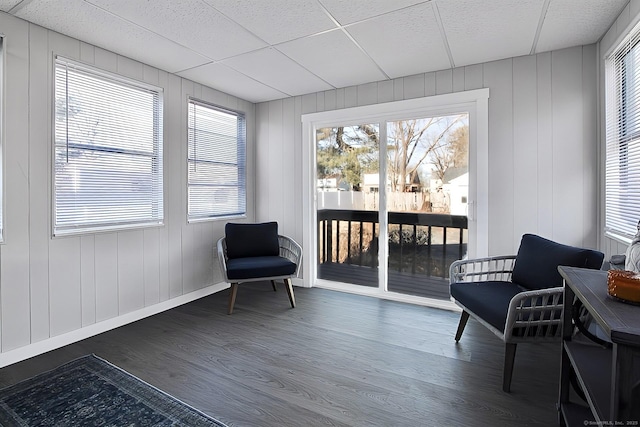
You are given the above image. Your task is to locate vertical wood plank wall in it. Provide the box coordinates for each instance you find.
[600,0,640,259]
[0,14,256,358]
[256,46,599,259]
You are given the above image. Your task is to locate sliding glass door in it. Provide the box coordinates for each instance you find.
[303,89,489,306]
[314,114,469,302]
[316,124,380,288]
[385,115,468,300]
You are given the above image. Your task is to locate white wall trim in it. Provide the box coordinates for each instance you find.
[0,283,230,368]
[301,88,490,128]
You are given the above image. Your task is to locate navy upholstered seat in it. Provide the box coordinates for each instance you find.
[450,281,526,332]
[226,256,297,280]
[217,222,302,314]
[449,234,604,392]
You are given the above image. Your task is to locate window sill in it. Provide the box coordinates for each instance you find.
[53,221,164,237]
[604,230,632,246]
[187,214,247,224]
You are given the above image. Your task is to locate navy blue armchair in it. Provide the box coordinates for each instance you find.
[217,222,302,314]
[449,234,604,392]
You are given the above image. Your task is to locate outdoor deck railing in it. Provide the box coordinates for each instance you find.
[317,209,468,279]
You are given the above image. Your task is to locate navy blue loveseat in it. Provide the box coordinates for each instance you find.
[449,234,603,392]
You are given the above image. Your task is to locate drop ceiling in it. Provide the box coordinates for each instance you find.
[0,0,629,103]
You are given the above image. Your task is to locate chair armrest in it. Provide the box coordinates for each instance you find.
[449,255,517,284]
[504,286,564,342]
[279,235,303,277]
[216,237,229,283]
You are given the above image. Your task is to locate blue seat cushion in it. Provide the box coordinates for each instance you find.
[511,234,604,290]
[225,222,280,259]
[450,281,526,332]
[226,256,296,280]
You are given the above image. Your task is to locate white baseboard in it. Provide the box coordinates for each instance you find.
[292,277,306,287]
[0,282,230,369]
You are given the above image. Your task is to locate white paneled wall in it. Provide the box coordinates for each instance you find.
[0,5,613,364]
[256,45,599,259]
[0,12,255,364]
[599,0,640,260]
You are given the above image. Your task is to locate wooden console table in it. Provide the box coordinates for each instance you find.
[558,266,640,426]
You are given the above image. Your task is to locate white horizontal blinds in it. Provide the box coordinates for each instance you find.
[187,99,246,220]
[54,57,164,235]
[606,22,640,239]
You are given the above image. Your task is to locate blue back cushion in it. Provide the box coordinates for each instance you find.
[511,234,604,290]
[225,222,280,259]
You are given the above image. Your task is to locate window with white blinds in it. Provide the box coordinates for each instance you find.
[187,99,246,221]
[54,57,164,236]
[606,22,640,240]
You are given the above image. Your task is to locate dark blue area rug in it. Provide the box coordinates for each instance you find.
[0,354,228,426]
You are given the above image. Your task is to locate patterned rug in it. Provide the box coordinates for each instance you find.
[0,354,228,426]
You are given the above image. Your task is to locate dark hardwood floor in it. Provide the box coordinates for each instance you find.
[0,283,562,426]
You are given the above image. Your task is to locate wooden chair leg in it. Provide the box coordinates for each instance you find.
[503,343,517,392]
[284,278,296,308]
[454,310,470,342]
[271,280,277,292]
[228,283,239,315]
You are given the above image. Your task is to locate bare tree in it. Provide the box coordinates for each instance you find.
[430,124,469,181]
[387,115,465,192]
[317,117,467,192]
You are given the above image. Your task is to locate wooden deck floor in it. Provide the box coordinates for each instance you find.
[0,283,562,426]
[319,262,451,300]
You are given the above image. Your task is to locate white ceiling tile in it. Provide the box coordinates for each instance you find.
[277,29,387,89]
[177,62,288,103]
[203,0,337,44]
[437,0,543,67]
[223,48,333,96]
[535,0,628,53]
[346,2,451,79]
[4,0,629,103]
[14,0,210,74]
[85,0,266,60]
[319,0,428,25]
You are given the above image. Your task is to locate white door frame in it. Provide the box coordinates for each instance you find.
[301,89,489,308]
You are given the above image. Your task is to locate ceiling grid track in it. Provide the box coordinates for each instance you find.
[315,0,391,81]
[432,0,455,70]
[7,0,32,15]
[530,0,552,55]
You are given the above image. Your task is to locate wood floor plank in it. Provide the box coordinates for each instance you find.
[0,283,561,426]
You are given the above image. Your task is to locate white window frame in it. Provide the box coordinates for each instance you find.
[605,20,640,242]
[301,89,489,303]
[0,35,4,243]
[53,56,164,236]
[187,98,246,222]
